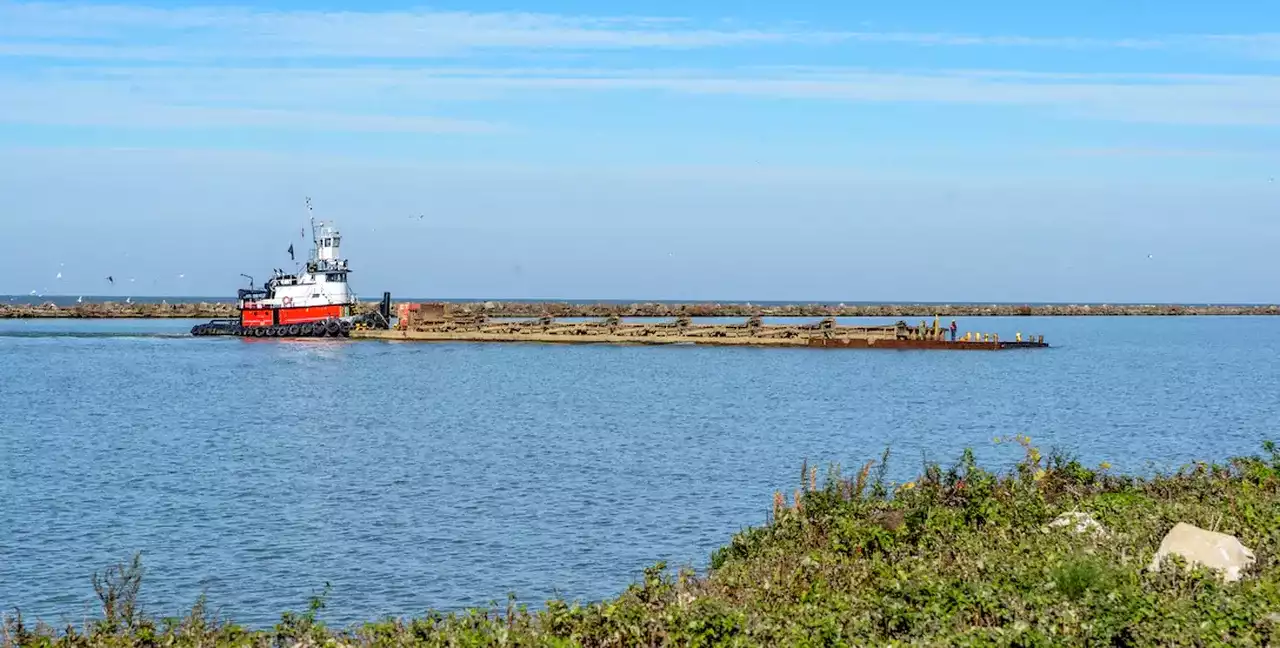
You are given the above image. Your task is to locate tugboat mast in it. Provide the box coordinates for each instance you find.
[306,196,318,266]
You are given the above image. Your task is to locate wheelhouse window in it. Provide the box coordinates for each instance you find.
[326,273,346,282]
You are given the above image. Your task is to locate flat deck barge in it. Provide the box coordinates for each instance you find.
[351,304,1048,350]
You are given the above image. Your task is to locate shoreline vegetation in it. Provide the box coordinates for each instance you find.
[4,300,1280,319]
[6,438,1279,647]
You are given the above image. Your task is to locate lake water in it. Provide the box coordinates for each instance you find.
[2,316,1277,627]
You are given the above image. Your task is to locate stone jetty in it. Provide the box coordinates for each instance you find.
[3,300,1279,319]
[1,301,239,319]
[441,302,1280,318]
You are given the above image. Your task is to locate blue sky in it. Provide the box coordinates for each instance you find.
[3,0,1280,302]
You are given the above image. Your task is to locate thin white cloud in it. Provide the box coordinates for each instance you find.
[0,83,500,132]
[0,1,1251,61]
[0,2,838,58]
[5,2,1280,133]
[1061,147,1278,158]
[0,41,181,59]
[1185,34,1280,60]
[8,65,1279,129]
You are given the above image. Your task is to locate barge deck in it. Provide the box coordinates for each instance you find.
[352,305,1049,350]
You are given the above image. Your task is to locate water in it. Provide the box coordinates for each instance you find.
[2,316,1277,627]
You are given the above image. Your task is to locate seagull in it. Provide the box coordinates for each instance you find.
[178,273,185,279]
[107,276,114,284]
[77,296,83,303]
[55,272,62,279]
[125,297,132,304]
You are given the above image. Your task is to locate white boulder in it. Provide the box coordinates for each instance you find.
[1047,511,1108,538]
[1147,522,1256,583]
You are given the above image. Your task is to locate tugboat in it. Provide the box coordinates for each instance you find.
[191,199,391,338]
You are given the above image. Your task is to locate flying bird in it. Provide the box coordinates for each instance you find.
[288,244,295,261]
[55,272,62,279]
[106,276,114,284]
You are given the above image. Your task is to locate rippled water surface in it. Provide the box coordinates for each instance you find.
[2,316,1278,626]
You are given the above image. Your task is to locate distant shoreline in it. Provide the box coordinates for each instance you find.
[3,301,1279,318]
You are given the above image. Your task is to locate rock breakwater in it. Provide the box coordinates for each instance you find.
[1,301,239,319]
[458,302,1280,317]
[3,300,1279,319]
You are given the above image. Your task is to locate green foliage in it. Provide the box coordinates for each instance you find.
[1050,555,1115,600]
[5,439,1280,647]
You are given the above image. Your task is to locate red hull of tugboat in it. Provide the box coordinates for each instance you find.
[240,305,346,328]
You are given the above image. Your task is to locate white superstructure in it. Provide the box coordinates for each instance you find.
[239,199,358,311]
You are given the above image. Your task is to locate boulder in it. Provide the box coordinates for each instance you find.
[1046,511,1108,538]
[1147,522,1255,583]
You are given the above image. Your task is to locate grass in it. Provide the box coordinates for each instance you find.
[6,437,1280,647]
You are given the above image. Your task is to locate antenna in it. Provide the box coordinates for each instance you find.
[240,273,254,289]
[306,196,319,257]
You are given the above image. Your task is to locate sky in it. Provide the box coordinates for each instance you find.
[2,0,1280,302]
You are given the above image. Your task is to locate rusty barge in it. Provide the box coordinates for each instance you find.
[349,303,1049,350]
